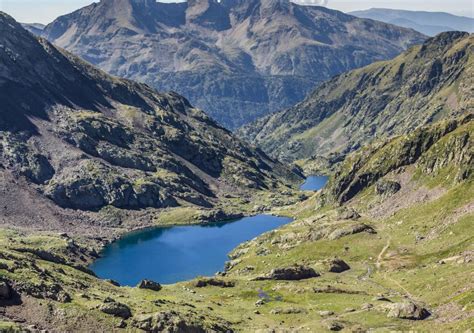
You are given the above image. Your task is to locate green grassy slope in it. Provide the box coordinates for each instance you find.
[239,32,473,170]
[1,117,472,331]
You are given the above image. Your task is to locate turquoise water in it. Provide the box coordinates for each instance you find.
[90,215,292,286]
[300,175,329,191]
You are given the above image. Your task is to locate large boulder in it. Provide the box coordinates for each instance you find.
[375,180,401,196]
[387,301,429,320]
[137,280,162,292]
[257,266,320,281]
[326,259,351,273]
[328,224,376,240]
[194,278,235,288]
[99,301,132,319]
[0,281,11,300]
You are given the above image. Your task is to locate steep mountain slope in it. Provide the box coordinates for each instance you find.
[350,8,474,36]
[0,12,302,234]
[1,116,472,332]
[20,23,45,35]
[41,0,426,129]
[239,32,473,164]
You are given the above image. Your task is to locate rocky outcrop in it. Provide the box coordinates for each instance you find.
[1,134,54,184]
[99,301,132,319]
[328,224,376,240]
[327,322,344,331]
[15,281,71,303]
[194,278,235,288]
[12,248,66,265]
[131,310,231,332]
[326,117,473,204]
[270,307,307,315]
[375,180,401,196]
[336,207,361,220]
[326,259,351,273]
[256,266,320,281]
[137,280,162,292]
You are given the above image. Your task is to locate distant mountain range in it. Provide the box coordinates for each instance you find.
[20,22,45,35]
[35,0,425,130]
[239,32,473,164]
[350,8,474,36]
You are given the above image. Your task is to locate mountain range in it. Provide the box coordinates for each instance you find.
[350,8,474,37]
[0,11,301,234]
[0,7,473,332]
[239,32,473,167]
[38,0,426,130]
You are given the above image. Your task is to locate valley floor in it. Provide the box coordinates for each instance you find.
[0,119,473,332]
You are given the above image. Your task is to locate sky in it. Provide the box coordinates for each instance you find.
[1,0,473,24]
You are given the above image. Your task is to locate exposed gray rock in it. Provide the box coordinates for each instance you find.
[326,259,351,273]
[375,180,401,196]
[270,307,307,315]
[194,278,235,288]
[15,282,71,303]
[1,135,55,184]
[105,279,120,287]
[387,301,430,320]
[318,310,334,317]
[256,265,320,281]
[327,322,344,331]
[137,280,162,292]
[0,281,11,300]
[99,301,132,319]
[361,303,374,310]
[328,224,376,240]
[131,310,231,332]
[336,207,361,220]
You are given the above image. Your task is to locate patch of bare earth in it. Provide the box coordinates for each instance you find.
[366,170,446,220]
[434,302,474,324]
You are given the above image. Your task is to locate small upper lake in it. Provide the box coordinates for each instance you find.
[90,215,292,286]
[300,175,329,191]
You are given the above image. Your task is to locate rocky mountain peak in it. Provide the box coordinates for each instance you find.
[418,31,470,56]
[186,0,231,30]
[42,0,426,129]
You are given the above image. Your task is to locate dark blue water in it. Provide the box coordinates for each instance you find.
[300,175,329,191]
[90,215,292,286]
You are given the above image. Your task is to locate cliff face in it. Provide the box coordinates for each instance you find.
[0,12,301,219]
[239,32,473,163]
[325,116,473,204]
[41,0,425,129]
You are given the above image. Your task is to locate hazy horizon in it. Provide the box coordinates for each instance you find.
[1,0,473,24]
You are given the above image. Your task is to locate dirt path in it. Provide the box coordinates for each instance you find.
[376,238,391,269]
[376,238,417,300]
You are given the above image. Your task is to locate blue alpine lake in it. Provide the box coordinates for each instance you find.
[300,175,329,191]
[90,215,293,286]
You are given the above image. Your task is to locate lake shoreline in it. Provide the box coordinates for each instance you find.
[89,214,295,286]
